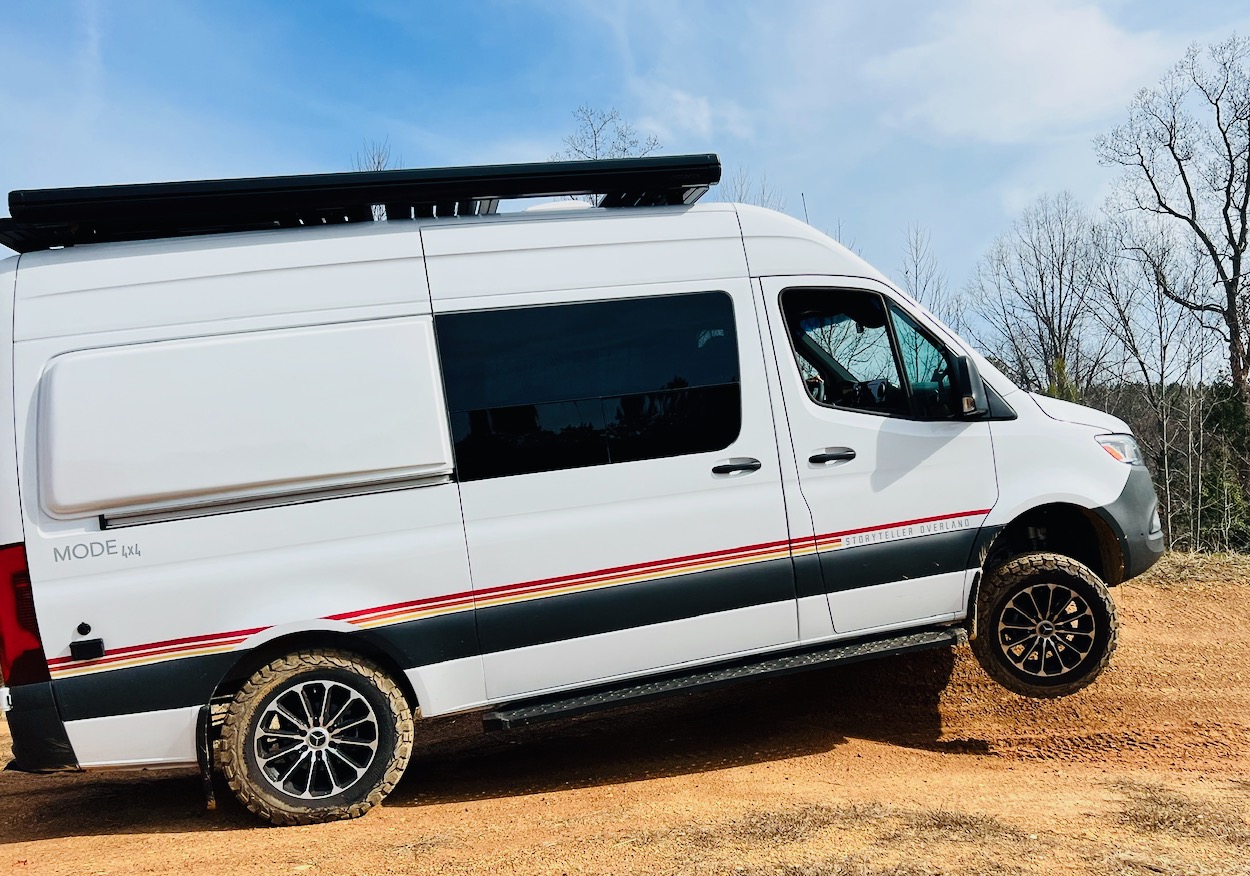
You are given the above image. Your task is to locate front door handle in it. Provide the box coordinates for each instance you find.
[809,447,856,464]
[712,457,763,476]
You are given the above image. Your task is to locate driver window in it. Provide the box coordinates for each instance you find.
[888,302,958,419]
[781,288,908,416]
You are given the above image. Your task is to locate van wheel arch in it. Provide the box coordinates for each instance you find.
[977,503,1123,586]
[969,502,1123,641]
[209,630,420,716]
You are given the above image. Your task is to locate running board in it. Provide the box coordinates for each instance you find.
[482,626,966,731]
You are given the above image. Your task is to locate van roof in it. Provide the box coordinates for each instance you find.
[8,201,888,344]
[0,155,720,254]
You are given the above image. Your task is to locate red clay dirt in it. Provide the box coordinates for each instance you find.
[1,553,1248,875]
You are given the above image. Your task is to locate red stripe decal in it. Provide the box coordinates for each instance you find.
[328,590,476,622]
[47,625,267,667]
[329,536,792,621]
[50,636,252,670]
[469,536,793,600]
[815,509,990,542]
[51,510,990,671]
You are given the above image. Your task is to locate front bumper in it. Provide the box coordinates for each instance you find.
[1095,463,1165,581]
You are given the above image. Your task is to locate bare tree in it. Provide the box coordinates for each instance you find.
[721,166,786,211]
[352,137,400,220]
[967,192,1119,399]
[898,223,967,334]
[828,218,862,257]
[353,137,399,172]
[1089,215,1212,546]
[1091,217,1204,398]
[1095,36,1250,422]
[554,106,661,161]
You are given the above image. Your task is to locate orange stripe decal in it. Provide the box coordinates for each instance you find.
[48,509,990,678]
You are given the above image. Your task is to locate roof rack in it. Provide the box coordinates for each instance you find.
[0,153,721,254]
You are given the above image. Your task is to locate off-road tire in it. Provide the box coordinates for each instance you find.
[971,552,1118,699]
[216,649,414,826]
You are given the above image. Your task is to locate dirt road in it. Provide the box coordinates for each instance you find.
[2,554,1248,875]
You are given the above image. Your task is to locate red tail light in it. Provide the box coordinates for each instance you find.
[0,543,51,686]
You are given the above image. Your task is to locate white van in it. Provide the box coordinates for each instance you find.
[0,155,1161,824]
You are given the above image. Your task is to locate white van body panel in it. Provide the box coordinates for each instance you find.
[65,706,199,768]
[423,203,749,300]
[736,205,890,282]
[827,571,964,632]
[0,258,20,546]
[404,656,489,717]
[12,221,428,342]
[756,275,998,635]
[25,486,475,711]
[1030,392,1130,432]
[483,603,781,699]
[744,276,835,643]
[38,318,452,519]
[424,211,797,699]
[9,231,478,764]
[983,391,1131,527]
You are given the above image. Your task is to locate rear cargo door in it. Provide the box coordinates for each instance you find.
[0,257,20,547]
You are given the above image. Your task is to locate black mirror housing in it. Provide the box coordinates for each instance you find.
[953,355,988,417]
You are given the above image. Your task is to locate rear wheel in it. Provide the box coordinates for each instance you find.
[217,649,414,825]
[971,552,1118,698]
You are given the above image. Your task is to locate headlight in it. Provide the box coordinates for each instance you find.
[1096,434,1144,465]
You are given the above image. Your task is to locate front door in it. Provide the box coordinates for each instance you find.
[437,280,797,700]
[760,278,998,635]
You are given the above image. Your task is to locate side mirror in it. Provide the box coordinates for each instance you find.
[952,355,988,417]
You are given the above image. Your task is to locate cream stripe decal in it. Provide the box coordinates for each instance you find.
[48,629,262,679]
[47,509,989,678]
[813,509,991,552]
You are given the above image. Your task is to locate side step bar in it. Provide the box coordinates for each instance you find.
[483,626,966,731]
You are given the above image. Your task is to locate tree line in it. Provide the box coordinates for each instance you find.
[353,36,1248,550]
[906,36,1250,551]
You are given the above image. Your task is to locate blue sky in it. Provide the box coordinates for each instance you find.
[2,0,1249,288]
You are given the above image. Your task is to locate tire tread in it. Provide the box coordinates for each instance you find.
[971,552,1118,699]
[215,649,414,826]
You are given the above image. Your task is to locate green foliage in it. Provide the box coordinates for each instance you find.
[1092,381,1250,551]
[1045,358,1083,403]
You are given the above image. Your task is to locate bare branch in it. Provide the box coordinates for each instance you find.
[1096,35,1250,412]
[553,106,661,161]
[721,166,786,211]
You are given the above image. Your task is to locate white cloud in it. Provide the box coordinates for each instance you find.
[996,133,1118,213]
[635,85,754,143]
[864,0,1177,143]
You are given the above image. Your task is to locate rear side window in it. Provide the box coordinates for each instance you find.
[437,292,741,481]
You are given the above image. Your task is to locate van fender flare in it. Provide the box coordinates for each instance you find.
[210,620,422,714]
[966,497,1125,638]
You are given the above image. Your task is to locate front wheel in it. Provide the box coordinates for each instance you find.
[217,649,414,825]
[971,552,1118,698]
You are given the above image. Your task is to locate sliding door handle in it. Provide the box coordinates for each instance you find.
[809,447,856,464]
[712,457,763,476]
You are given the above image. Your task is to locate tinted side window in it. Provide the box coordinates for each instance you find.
[780,288,909,416]
[888,303,958,419]
[437,293,741,481]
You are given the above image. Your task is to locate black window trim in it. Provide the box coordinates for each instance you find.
[882,298,963,422]
[780,285,960,422]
